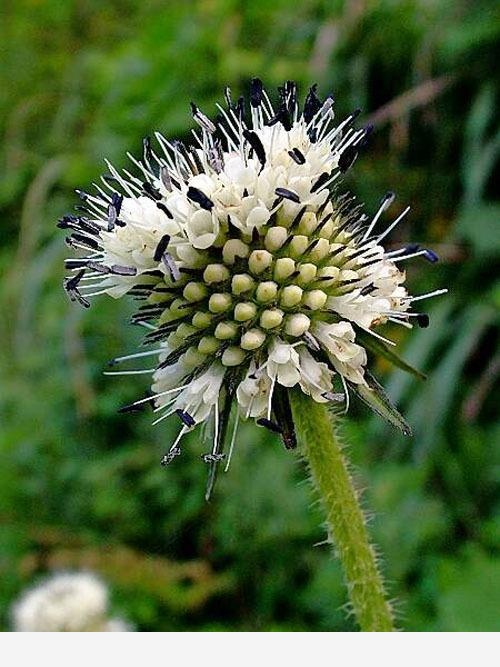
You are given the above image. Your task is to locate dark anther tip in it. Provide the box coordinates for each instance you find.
[424,249,439,263]
[153,234,171,262]
[383,190,395,203]
[250,78,264,108]
[274,187,300,203]
[187,186,214,210]
[417,313,430,328]
[175,409,195,428]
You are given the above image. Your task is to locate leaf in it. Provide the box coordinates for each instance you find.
[455,204,500,256]
[356,329,427,380]
[352,371,412,436]
[436,547,500,631]
[408,303,496,458]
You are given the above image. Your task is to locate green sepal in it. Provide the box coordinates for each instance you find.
[204,367,242,501]
[355,329,427,381]
[352,371,412,436]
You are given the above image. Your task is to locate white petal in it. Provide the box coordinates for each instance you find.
[246,205,271,229]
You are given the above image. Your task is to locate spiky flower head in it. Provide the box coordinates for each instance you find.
[61,80,445,494]
[11,572,130,632]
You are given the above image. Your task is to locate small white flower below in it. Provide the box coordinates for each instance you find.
[11,572,131,632]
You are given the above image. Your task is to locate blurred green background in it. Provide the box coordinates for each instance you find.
[1,0,499,631]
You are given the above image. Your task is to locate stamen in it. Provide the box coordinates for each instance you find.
[66,234,100,251]
[160,165,173,192]
[135,321,158,331]
[110,265,137,276]
[162,252,181,282]
[85,262,108,274]
[322,392,345,402]
[363,191,395,241]
[243,129,266,166]
[289,205,307,230]
[250,78,264,107]
[64,269,85,291]
[376,206,411,243]
[404,288,448,303]
[156,202,173,219]
[224,413,240,472]
[340,375,350,414]
[207,138,224,174]
[202,453,225,463]
[153,235,171,262]
[288,148,306,165]
[142,181,162,201]
[161,447,181,466]
[303,332,321,352]
[161,427,188,465]
[337,145,358,173]
[391,250,433,263]
[175,409,196,428]
[142,136,153,167]
[417,313,430,328]
[423,249,439,263]
[187,186,214,210]
[303,84,322,124]
[109,349,163,365]
[190,102,217,134]
[387,317,413,329]
[310,171,331,193]
[103,368,155,376]
[275,187,300,203]
[358,326,396,347]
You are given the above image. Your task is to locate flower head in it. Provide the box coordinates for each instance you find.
[61,80,445,494]
[11,572,130,632]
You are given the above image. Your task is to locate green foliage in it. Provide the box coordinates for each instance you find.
[435,546,500,632]
[0,0,498,631]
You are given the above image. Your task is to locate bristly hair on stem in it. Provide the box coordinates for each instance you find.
[289,387,395,632]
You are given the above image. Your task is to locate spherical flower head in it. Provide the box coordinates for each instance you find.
[11,571,130,632]
[61,79,445,494]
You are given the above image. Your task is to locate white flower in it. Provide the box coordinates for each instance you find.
[237,361,273,419]
[61,79,446,490]
[11,572,131,632]
[312,321,367,385]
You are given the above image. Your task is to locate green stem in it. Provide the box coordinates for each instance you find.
[289,388,395,632]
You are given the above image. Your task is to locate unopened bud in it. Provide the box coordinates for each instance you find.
[234,301,257,321]
[260,308,284,329]
[222,346,246,366]
[203,263,230,284]
[284,313,310,336]
[248,249,273,275]
[240,328,266,350]
[209,293,232,313]
[256,281,278,303]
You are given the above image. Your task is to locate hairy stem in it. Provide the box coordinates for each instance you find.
[289,388,395,632]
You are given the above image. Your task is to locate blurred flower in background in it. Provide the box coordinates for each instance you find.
[11,571,131,632]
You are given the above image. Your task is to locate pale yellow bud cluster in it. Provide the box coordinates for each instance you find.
[147,204,365,370]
